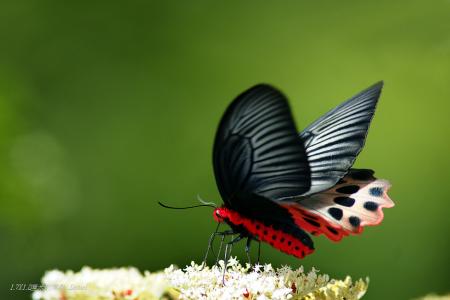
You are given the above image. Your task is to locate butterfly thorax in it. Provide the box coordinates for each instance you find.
[213,206,314,258]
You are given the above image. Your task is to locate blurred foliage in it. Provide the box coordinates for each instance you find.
[0,1,449,299]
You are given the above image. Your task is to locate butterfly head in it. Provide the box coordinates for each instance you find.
[213,206,230,223]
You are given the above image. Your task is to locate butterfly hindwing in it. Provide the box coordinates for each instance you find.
[281,169,394,241]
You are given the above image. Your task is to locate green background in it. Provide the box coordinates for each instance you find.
[1,1,449,299]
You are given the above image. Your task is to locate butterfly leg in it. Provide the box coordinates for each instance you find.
[257,239,261,265]
[215,234,226,266]
[227,234,244,245]
[245,237,252,265]
[223,234,242,269]
[222,239,231,284]
[222,235,236,285]
[212,230,235,266]
[201,223,221,269]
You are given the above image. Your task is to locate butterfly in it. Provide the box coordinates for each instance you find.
[210,82,394,260]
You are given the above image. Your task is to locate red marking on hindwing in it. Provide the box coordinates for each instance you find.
[282,205,359,242]
[214,207,314,258]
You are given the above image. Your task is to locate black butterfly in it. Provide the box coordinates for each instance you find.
[210,82,394,261]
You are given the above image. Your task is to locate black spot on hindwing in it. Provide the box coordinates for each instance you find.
[349,216,361,227]
[364,201,379,211]
[349,169,375,181]
[327,226,339,235]
[328,207,343,220]
[369,187,383,197]
[336,185,360,194]
[303,218,321,227]
[334,196,355,207]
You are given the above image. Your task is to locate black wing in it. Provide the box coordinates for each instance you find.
[299,81,383,195]
[213,84,310,207]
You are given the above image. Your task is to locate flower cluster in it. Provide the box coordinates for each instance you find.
[32,259,368,300]
[32,267,171,300]
[166,258,367,300]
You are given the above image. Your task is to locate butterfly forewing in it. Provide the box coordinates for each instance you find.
[299,82,383,196]
[213,84,311,207]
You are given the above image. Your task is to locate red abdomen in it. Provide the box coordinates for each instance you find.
[214,207,314,259]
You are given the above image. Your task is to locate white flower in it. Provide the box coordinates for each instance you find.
[33,259,369,300]
[253,263,262,272]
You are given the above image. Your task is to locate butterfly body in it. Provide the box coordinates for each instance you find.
[213,206,314,258]
[211,82,394,259]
